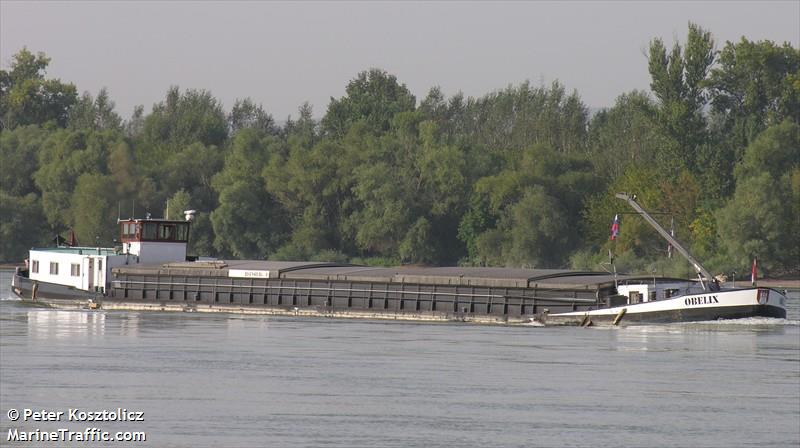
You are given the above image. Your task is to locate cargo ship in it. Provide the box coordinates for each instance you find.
[10,195,788,325]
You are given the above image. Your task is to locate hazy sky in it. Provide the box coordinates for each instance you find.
[2,1,798,121]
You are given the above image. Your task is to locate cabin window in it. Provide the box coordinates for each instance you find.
[70,264,80,276]
[176,223,189,241]
[649,291,656,301]
[98,259,103,273]
[31,260,39,273]
[49,262,59,275]
[142,222,158,240]
[665,289,679,298]
[158,224,175,240]
[120,222,140,240]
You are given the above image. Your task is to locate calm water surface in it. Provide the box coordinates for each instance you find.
[1,270,798,447]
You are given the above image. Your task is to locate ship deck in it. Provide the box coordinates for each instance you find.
[115,260,661,290]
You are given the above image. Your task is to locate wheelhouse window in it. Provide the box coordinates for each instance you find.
[142,222,158,240]
[122,222,138,239]
[49,262,59,275]
[119,220,190,242]
[159,224,175,240]
[31,260,39,273]
[176,223,189,241]
[70,264,80,276]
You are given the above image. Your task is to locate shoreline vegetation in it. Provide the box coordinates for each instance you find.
[1,24,798,280]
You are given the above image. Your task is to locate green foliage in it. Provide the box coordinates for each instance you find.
[322,69,416,137]
[584,166,667,255]
[228,98,276,135]
[2,37,796,279]
[67,88,122,132]
[137,86,228,174]
[464,144,597,267]
[33,129,122,228]
[0,192,47,261]
[0,48,78,129]
[588,91,668,179]
[70,173,118,245]
[715,122,800,275]
[211,129,289,258]
[166,189,192,221]
[707,39,800,150]
[647,22,714,173]
[0,125,48,196]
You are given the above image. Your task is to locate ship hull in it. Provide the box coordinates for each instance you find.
[10,271,539,324]
[543,288,787,326]
[12,270,788,326]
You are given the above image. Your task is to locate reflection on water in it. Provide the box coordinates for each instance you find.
[120,313,140,337]
[27,310,106,339]
[1,269,799,448]
[608,323,766,353]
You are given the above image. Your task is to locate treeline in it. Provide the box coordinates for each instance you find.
[1,24,798,278]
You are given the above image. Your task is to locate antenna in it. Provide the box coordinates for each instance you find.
[117,201,121,223]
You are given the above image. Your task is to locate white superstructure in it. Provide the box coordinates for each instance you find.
[28,218,191,293]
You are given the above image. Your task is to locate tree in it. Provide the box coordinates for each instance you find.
[0,192,47,262]
[211,129,288,258]
[228,98,276,135]
[716,121,799,275]
[587,90,668,179]
[322,69,416,137]
[503,186,569,267]
[69,173,119,245]
[67,88,122,132]
[647,23,715,173]
[33,129,122,228]
[0,124,48,196]
[707,38,800,152]
[0,48,77,129]
[464,144,597,267]
[137,87,228,174]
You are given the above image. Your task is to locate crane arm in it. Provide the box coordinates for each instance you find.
[615,193,719,291]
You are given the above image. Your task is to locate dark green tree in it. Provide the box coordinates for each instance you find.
[70,173,119,245]
[716,121,799,275]
[0,48,77,129]
[0,124,48,196]
[67,88,122,132]
[228,98,276,135]
[707,38,800,156]
[647,22,715,173]
[211,129,288,258]
[322,69,416,137]
[0,192,47,261]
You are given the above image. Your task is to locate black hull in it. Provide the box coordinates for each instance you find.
[12,271,102,304]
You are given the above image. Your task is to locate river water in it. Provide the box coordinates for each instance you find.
[1,269,798,447]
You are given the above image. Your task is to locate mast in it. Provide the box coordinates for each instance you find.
[615,193,719,291]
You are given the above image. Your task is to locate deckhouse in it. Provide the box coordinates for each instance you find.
[28,218,190,293]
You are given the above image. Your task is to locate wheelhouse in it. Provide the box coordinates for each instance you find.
[119,219,190,243]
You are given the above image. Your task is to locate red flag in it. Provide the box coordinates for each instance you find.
[610,214,620,241]
[751,258,757,286]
